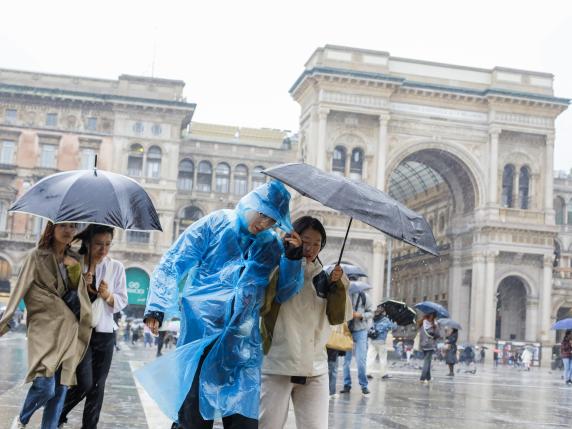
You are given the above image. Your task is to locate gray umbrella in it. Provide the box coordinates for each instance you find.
[263,163,438,263]
[348,281,372,294]
[438,318,462,330]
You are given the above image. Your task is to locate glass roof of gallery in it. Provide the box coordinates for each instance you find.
[388,160,445,202]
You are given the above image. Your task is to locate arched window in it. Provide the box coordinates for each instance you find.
[568,198,572,225]
[177,159,194,192]
[555,196,565,225]
[127,144,144,177]
[350,148,364,180]
[179,206,204,231]
[251,166,266,189]
[233,164,249,195]
[215,163,230,193]
[197,161,212,193]
[501,164,515,208]
[146,146,162,178]
[0,257,11,293]
[554,240,562,268]
[519,166,530,209]
[332,146,346,175]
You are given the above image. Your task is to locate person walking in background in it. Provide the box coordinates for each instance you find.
[418,313,438,384]
[340,288,373,395]
[58,225,128,429]
[259,216,352,429]
[143,324,153,347]
[445,328,458,376]
[561,331,572,385]
[366,306,397,380]
[0,222,92,429]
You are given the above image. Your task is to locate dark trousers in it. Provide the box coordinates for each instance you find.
[172,347,258,429]
[59,331,115,429]
[157,331,166,356]
[420,350,434,381]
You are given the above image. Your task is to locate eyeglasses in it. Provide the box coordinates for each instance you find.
[257,212,276,228]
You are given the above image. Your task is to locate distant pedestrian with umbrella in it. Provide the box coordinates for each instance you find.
[0,222,92,429]
[58,225,128,429]
[418,313,439,384]
[444,328,458,377]
[561,331,572,385]
[366,305,397,380]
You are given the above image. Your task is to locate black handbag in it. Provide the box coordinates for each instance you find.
[62,288,81,321]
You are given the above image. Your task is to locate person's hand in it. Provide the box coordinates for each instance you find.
[353,311,362,319]
[145,317,159,335]
[284,231,302,248]
[98,280,110,300]
[329,265,343,283]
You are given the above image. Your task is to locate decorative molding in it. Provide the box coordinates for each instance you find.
[390,102,488,123]
[321,90,389,109]
[495,112,552,128]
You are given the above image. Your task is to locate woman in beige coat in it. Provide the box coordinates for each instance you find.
[0,222,92,429]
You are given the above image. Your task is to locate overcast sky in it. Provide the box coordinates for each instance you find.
[3,0,571,170]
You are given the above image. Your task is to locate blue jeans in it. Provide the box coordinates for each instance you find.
[420,350,434,381]
[343,329,368,389]
[19,370,68,429]
[328,358,338,395]
[563,357,572,382]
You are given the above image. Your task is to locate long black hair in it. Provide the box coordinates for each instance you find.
[73,224,115,255]
[292,216,327,250]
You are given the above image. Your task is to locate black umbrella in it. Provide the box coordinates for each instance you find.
[263,163,438,263]
[380,299,416,326]
[9,166,162,231]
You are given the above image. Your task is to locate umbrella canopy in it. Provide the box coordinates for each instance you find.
[415,301,449,319]
[380,299,416,326]
[9,168,162,231]
[552,318,572,330]
[324,263,367,278]
[348,280,372,294]
[263,163,438,255]
[438,318,462,330]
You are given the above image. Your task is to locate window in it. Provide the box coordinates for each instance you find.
[126,230,150,244]
[86,117,97,131]
[46,113,58,127]
[233,164,248,195]
[0,140,15,165]
[350,148,364,180]
[568,199,572,226]
[152,124,162,136]
[179,206,204,232]
[215,163,230,193]
[332,146,346,175]
[146,146,162,178]
[133,122,144,134]
[177,159,194,192]
[4,109,17,123]
[197,161,212,192]
[40,144,57,168]
[252,166,266,189]
[439,214,445,232]
[80,148,97,170]
[519,166,530,209]
[127,144,144,177]
[501,164,515,208]
[0,201,7,231]
[555,196,565,225]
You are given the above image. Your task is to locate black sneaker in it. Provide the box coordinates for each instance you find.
[361,387,370,395]
[366,374,373,380]
[339,386,351,394]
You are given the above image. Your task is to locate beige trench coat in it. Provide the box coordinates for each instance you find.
[0,248,92,386]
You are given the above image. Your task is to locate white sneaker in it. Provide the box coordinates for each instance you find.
[329,393,339,399]
[10,416,25,429]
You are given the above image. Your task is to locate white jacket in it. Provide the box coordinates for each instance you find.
[262,260,353,377]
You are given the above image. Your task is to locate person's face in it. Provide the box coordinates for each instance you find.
[90,232,113,261]
[300,228,322,262]
[53,223,77,246]
[248,212,276,235]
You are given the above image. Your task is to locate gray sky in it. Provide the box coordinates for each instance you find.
[3,0,572,170]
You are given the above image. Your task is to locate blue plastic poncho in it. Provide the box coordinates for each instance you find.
[135,180,303,421]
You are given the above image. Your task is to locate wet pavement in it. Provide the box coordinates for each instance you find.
[1,332,571,428]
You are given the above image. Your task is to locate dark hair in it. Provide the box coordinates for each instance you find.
[292,216,327,250]
[38,221,78,249]
[74,224,115,255]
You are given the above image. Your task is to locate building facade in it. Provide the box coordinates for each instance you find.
[1,46,571,363]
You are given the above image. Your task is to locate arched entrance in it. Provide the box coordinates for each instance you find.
[495,276,527,341]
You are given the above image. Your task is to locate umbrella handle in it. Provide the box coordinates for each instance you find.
[337,218,353,266]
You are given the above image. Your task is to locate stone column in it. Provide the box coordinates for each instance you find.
[488,129,500,205]
[544,134,555,221]
[376,114,389,191]
[540,255,554,367]
[447,253,463,324]
[481,250,498,343]
[469,252,486,343]
[525,298,539,342]
[371,240,386,305]
[315,108,329,171]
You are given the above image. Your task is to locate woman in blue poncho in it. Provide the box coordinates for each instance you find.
[139,180,304,429]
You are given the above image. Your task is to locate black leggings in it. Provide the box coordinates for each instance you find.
[173,348,258,429]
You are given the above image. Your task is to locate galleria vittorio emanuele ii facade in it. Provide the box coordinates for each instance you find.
[1,45,571,365]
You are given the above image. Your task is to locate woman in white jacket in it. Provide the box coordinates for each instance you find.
[259,216,352,429]
[58,225,128,428]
